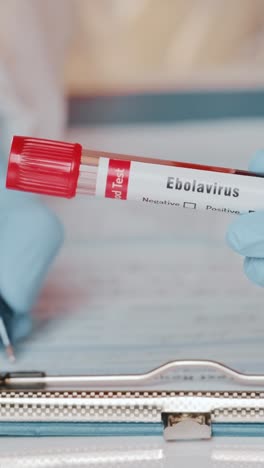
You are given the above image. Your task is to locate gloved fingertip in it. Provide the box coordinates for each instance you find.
[248,149,264,173]
[244,257,264,287]
[226,219,244,255]
[226,212,264,257]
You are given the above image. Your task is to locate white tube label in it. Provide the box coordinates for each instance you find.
[95,157,264,214]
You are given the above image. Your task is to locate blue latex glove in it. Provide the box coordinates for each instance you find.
[226,150,264,287]
[0,170,63,343]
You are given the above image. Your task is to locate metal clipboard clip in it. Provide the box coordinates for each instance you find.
[1,359,264,441]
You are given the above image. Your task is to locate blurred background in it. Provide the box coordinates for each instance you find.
[1,0,264,139]
[66,0,264,94]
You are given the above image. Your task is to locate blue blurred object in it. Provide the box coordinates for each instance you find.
[227,150,264,286]
[0,167,63,343]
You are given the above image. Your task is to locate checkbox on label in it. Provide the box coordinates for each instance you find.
[183,202,197,209]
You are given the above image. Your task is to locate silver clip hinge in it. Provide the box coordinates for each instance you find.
[162,412,212,441]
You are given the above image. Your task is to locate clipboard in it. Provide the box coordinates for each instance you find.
[1,359,264,440]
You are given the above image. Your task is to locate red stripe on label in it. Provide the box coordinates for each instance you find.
[105,159,131,200]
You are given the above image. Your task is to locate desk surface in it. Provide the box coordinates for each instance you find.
[1,436,264,467]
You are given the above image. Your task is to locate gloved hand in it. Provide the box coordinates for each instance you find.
[0,0,68,349]
[226,150,264,287]
[0,171,63,344]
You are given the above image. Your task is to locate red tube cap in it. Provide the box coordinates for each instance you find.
[6,136,82,198]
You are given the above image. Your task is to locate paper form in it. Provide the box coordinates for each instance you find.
[4,119,264,385]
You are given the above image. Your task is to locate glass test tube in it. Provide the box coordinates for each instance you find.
[6,136,264,215]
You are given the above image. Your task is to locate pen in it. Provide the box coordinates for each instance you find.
[5,135,264,215]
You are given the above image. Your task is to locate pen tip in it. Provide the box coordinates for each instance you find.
[0,317,15,362]
[6,345,15,363]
